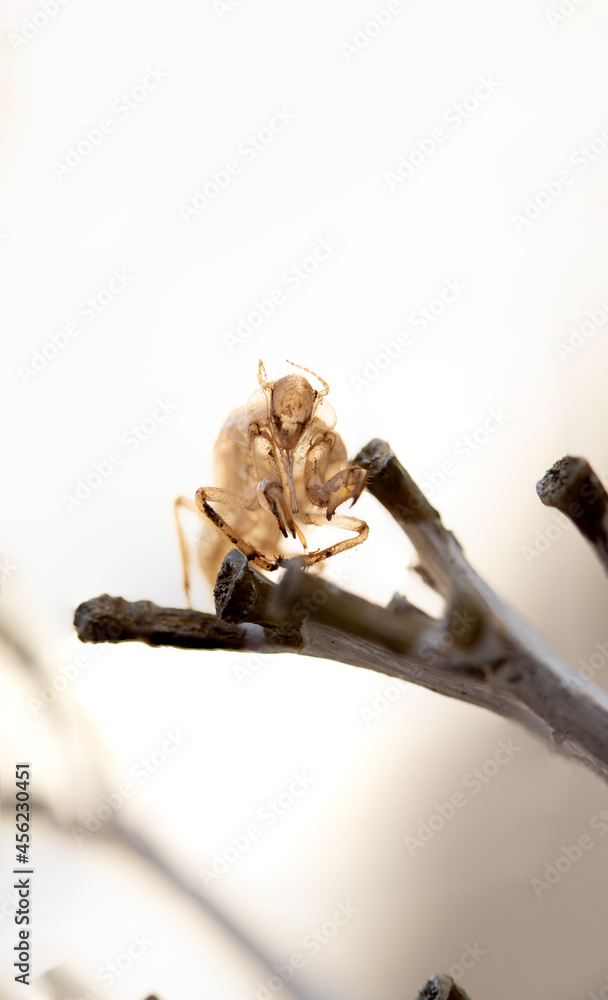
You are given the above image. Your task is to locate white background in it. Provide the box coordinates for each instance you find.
[3,2,608,999]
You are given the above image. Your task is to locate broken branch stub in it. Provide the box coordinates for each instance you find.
[416,974,473,1000]
[536,455,608,574]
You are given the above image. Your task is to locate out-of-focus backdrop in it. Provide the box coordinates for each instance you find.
[2,3,608,999]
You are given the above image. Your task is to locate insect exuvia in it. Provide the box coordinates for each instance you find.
[175,359,368,605]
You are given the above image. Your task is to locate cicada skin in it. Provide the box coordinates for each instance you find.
[175,360,368,604]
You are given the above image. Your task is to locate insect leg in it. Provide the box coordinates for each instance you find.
[295,511,369,567]
[305,435,367,519]
[174,496,200,608]
[250,428,307,547]
[195,486,281,573]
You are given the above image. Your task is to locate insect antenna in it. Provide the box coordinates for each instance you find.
[257,359,270,389]
[285,359,329,396]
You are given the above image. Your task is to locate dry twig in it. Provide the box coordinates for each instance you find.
[74,440,608,786]
[415,975,472,999]
[536,454,608,574]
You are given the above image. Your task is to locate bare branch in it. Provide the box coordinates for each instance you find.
[536,454,608,574]
[73,593,302,652]
[74,440,608,785]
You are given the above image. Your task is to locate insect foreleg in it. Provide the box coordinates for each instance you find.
[305,435,367,519]
[292,511,369,567]
[250,428,307,547]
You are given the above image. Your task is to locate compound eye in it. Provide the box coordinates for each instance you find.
[313,397,337,433]
[246,387,270,425]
